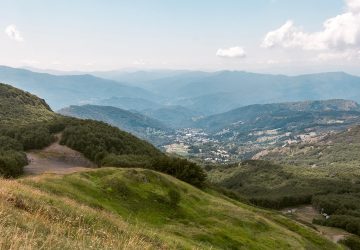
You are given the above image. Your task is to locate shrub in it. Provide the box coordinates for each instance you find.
[0,150,28,177]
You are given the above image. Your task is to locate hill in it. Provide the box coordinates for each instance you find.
[207,158,360,239]
[0,82,55,126]
[0,167,341,249]
[0,83,205,186]
[207,125,360,238]
[58,105,171,145]
[195,99,360,132]
[260,125,360,170]
[0,66,158,110]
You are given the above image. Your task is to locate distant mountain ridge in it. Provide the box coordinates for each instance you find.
[0,66,159,110]
[94,69,360,115]
[4,66,360,115]
[195,99,360,132]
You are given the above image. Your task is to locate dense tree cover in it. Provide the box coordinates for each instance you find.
[60,119,162,164]
[59,119,207,187]
[339,236,360,250]
[312,194,360,236]
[0,118,66,177]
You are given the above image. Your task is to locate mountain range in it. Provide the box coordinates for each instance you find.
[5,66,360,116]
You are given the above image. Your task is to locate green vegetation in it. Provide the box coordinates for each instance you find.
[0,83,58,177]
[257,126,360,236]
[60,119,162,164]
[13,168,340,249]
[208,160,360,208]
[0,83,206,187]
[339,236,360,250]
[208,159,360,236]
[59,119,206,186]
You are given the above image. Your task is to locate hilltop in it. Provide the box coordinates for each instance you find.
[0,82,55,126]
[0,168,341,249]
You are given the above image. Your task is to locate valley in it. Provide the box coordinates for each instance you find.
[2,68,360,249]
[3,1,360,248]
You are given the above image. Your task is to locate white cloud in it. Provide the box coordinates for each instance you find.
[216,46,246,58]
[347,0,360,13]
[5,25,24,42]
[262,0,360,51]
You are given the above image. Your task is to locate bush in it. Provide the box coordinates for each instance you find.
[0,150,28,177]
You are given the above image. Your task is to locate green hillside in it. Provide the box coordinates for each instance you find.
[262,125,360,169]
[0,83,205,186]
[195,99,360,132]
[0,168,341,249]
[208,159,360,240]
[208,126,360,238]
[0,82,55,126]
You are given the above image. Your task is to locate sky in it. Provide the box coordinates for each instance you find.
[0,0,359,75]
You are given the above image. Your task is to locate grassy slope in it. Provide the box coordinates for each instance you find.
[0,168,340,249]
[0,83,55,126]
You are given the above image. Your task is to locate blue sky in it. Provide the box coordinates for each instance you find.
[0,0,359,74]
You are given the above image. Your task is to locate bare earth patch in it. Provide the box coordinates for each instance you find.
[281,205,351,243]
[24,134,96,175]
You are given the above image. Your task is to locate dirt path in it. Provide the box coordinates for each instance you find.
[24,134,97,175]
[281,205,350,243]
